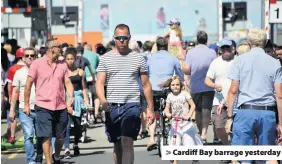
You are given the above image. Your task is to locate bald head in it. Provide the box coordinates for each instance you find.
[84,44,92,51]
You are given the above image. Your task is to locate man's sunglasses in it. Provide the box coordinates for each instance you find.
[113,36,130,41]
[24,54,35,58]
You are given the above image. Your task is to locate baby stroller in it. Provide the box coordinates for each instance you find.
[80,110,89,143]
[69,108,89,143]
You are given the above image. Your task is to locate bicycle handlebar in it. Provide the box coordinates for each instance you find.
[171,116,192,121]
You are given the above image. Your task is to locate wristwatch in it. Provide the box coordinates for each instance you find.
[227,115,233,119]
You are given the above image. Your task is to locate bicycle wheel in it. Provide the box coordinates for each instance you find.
[157,133,162,158]
[81,130,86,143]
[158,113,165,158]
[100,111,105,123]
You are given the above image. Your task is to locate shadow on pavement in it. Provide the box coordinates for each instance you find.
[60,161,76,164]
[76,144,147,150]
[87,125,104,129]
[1,144,147,155]
[78,150,105,157]
[2,149,25,155]
[80,138,96,143]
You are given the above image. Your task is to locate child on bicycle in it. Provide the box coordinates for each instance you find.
[163,76,203,164]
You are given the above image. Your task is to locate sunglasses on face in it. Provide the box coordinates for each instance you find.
[24,54,35,58]
[113,36,130,41]
[52,45,61,49]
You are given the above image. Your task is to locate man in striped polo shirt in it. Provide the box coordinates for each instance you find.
[96,24,154,164]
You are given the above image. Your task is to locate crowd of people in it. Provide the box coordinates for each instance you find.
[1,18,282,164]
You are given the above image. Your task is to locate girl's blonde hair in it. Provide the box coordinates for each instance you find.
[171,24,182,39]
[168,45,183,61]
[161,76,187,92]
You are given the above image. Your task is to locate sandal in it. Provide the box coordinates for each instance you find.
[139,131,148,139]
[146,142,157,151]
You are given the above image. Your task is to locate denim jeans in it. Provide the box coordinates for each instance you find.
[232,109,277,163]
[64,115,71,149]
[19,109,43,163]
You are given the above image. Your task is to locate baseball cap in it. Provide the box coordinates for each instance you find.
[168,18,180,25]
[16,48,24,58]
[218,38,232,47]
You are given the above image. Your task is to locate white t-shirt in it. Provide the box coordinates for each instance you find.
[206,56,236,105]
[166,91,192,129]
[12,67,36,110]
[168,29,180,42]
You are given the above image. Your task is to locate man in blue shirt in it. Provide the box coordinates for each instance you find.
[183,31,216,143]
[146,37,184,151]
[227,28,282,164]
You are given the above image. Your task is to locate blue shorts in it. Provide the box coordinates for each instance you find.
[105,102,141,143]
[232,109,277,163]
[35,105,68,139]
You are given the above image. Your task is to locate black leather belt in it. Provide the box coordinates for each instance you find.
[110,103,125,106]
[239,104,277,111]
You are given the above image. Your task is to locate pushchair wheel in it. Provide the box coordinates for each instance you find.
[81,131,86,143]
[100,111,106,123]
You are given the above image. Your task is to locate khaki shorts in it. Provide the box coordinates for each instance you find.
[211,105,227,129]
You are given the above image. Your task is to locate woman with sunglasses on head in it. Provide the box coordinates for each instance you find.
[62,48,90,158]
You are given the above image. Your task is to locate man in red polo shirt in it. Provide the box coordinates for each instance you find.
[24,39,74,164]
[6,47,25,143]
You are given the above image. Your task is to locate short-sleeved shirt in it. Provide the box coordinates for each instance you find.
[206,56,236,105]
[96,50,147,103]
[28,56,69,110]
[6,64,25,98]
[13,67,36,110]
[83,50,99,81]
[147,50,184,91]
[228,47,282,107]
[166,91,191,128]
[185,44,216,94]
[138,54,148,94]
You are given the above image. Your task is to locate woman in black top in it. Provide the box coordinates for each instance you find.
[63,48,89,158]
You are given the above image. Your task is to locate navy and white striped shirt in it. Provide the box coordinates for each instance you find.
[97,50,148,103]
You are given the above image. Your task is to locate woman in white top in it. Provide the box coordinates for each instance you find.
[164,18,186,67]
[164,18,182,42]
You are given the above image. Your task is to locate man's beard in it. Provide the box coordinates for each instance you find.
[222,53,234,61]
